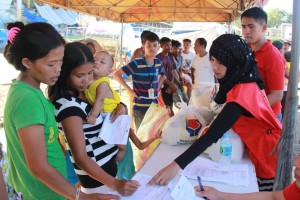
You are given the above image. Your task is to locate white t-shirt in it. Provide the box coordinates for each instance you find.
[191,53,215,85]
[181,51,195,70]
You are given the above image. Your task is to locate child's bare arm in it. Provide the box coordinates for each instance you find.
[158,75,165,90]
[129,129,161,150]
[87,82,112,124]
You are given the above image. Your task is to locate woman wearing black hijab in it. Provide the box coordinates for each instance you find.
[149,34,282,191]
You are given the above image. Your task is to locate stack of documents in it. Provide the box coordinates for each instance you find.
[181,157,249,186]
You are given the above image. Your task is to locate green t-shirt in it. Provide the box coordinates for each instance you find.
[4,80,67,200]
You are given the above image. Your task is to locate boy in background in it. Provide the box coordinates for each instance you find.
[241,7,285,122]
[113,32,165,130]
[156,37,177,116]
[171,40,190,102]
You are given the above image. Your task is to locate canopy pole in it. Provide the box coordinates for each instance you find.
[274,0,299,191]
[228,14,232,33]
[118,14,124,95]
[16,0,22,20]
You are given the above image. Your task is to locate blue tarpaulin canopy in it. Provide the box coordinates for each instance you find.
[24,8,48,23]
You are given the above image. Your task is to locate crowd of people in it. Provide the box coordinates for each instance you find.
[0,6,299,200]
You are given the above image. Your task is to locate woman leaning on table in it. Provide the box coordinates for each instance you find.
[47,42,139,196]
[149,34,282,191]
[3,21,119,200]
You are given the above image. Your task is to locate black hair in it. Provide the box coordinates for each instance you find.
[171,40,181,48]
[241,7,268,24]
[48,42,94,102]
[159,37,171,45]
[196,38,207,48]
[142,31,160,44]
[140,30,152,43]
[4,22,65,71]
[272,40,283,51]
[284,51,291,62]
[183,39,192,43]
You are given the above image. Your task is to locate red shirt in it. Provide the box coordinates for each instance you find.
[254,40,286,115]
[227,83,281,178]
[283,182,300,200]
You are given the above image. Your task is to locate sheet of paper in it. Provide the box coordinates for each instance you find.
[181,157,249,186]
[171,175,203,200]
[121,172,171,200]
[99,113,131,145]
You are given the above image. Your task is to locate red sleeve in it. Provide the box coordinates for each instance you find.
[283,182,300,200]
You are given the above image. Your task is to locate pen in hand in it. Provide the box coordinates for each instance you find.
[122,174,141,188]
[197,176,207,200]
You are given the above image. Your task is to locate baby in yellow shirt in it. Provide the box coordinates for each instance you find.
[84,51,126,161]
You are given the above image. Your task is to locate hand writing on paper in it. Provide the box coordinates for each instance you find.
[148,161,180,185]
[195,186,223,200]
[116,179,140,196]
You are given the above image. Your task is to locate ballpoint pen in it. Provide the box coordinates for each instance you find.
[197,176,207,200]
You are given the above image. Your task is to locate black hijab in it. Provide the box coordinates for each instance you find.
[209,34,264,104]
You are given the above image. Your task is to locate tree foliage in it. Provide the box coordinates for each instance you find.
[268,8,292,28]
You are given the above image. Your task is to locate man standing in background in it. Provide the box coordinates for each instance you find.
[241,7,285,122]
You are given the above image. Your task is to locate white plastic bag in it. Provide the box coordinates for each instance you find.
[189,82,215,108]
[161,104,214,145]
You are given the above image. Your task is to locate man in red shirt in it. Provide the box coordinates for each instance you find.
[241,7,285,122]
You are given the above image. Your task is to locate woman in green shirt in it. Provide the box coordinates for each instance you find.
[3,21,119,200]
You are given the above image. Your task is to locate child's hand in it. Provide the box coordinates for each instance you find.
[154,131,162,139]
[129,89,139,99]
[87,114,96,124]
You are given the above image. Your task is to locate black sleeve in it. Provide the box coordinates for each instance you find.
[174,102,248,169]
[54,100,88,123]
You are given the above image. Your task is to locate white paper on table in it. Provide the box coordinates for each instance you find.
[181,157,249,186]
[98,113,131,145]
[121,172,172,200]
[171,175,204,200]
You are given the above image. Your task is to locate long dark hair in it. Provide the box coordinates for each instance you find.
[48,42,94,102]
[4,22,65,71]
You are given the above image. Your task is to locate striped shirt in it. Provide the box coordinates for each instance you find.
[53,97,118,189]
[122,57,165,111]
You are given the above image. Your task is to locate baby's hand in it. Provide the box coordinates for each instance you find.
[87,114,96,124]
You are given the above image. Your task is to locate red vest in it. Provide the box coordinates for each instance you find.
[226,83,282,179]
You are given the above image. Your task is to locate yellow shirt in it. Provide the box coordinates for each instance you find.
[84,77,120,113]
[284,62,290,86]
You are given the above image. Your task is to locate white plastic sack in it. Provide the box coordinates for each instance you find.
[203,129,245,162]
[189,82,215,108]
[161,104,214,145]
